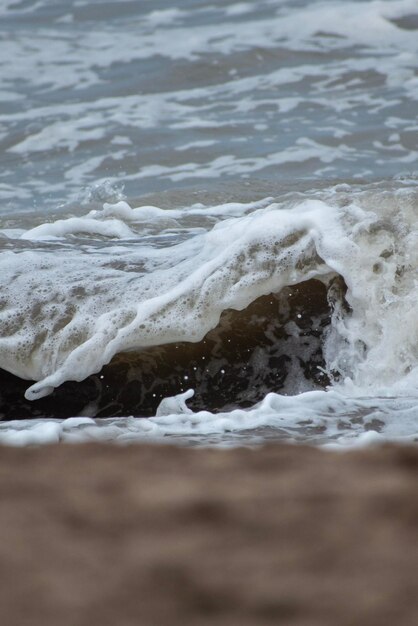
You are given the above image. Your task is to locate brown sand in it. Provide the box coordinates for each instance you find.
[0,442,417,626]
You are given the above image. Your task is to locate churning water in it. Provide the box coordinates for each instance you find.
[0,0,417,446]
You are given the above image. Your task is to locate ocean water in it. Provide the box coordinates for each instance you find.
[0,0,417,446]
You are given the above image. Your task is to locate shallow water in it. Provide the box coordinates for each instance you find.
[0,0,417,446]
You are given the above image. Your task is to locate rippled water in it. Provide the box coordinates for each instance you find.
[1,0,417,211]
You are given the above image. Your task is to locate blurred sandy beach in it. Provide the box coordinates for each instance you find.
[0,442,416,626]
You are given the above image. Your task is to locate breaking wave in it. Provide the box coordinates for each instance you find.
[1,180,418,428]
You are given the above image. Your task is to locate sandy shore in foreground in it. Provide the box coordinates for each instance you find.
[0,442,416,626]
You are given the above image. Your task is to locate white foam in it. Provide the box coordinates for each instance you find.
[21,217,136,241]
[1,185,418,406]
[2,184,418,447]
[1,0,416,95]
[0,388,416,448]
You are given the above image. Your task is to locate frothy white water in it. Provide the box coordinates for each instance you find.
[0,182,418,388]
[2,196,335,399]
[0,389,416,448]
[1,181,418,445]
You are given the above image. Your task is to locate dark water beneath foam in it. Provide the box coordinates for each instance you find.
[0,279,336,420]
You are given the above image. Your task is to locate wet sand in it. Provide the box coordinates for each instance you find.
[0,442,417,625]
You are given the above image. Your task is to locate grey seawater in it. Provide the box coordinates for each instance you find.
[0,0,417,213]
[0,0,418,446]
